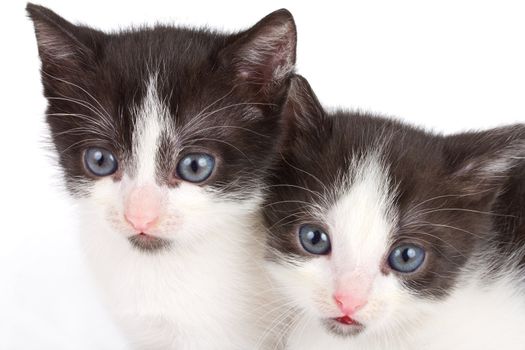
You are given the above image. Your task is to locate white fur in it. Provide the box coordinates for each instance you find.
[76,76,277,349]
[327,155,396,279]
[131,77,166,183]
[282,274,525,350]
[267,154,525,350]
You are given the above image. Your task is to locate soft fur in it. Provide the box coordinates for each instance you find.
[28,3,297,349]
[263,75,525,349]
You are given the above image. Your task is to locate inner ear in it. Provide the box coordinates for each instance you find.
[27,3,101,71]
[220,9,296,97]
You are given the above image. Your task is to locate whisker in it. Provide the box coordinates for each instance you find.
[416,207,516,219]
[399,231,469,260]
[192,125,272,139]
[46,96,115,132]
[182,101,276,138]
[42,70,113,121]
[279,154,330,195]
[409,189,494,212]
[261,184,323,200]
[262,200,322,210]
[405,221,486,240]
[187,137,255,165]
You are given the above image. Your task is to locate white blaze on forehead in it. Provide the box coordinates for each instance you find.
[132,76,171,183]
[327,155,397,274]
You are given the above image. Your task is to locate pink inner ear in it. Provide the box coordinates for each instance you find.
[238,70,251,79]
[237,38,294,84]
[124,185,162,233]
[230,11,296,87]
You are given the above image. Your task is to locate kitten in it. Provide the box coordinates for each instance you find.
[263,75,525,350]
[27,3,296,349]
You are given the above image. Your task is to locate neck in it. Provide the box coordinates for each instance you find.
[78,202,272,349]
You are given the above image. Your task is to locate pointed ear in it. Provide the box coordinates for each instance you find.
[445,125,525,204]
[26,3,101,73]
[220,9,296,100]
[279,75,326,149]
[284,75,324,131]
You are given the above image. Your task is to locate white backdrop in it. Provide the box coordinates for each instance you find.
[1,0,524,348]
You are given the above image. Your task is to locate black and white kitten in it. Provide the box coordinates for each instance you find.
[28,4,296,349]
[263,76,525,349]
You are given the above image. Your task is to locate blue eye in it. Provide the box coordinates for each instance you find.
[176,153,215,183]
[388,244,425,273]
[84,147,118,176]
[299,224,331,255]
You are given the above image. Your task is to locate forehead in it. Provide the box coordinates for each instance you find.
[98,28,232,111]
[103,27,228,78]
[107,73,263,182]
[130,76,173,182]
[326,155,397,268]
[308,115,447,205]
[44,28,232,149]
[265,114,447,252]
[75,29,251,157]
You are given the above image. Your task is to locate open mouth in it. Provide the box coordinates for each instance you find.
[334,315,360,326]
[323,316,365,337]
[128,233,171,253]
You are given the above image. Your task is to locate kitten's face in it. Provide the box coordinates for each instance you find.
[28,5,296,253]
[264,77,525,339]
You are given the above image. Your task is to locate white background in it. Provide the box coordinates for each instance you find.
[1,0,524,348]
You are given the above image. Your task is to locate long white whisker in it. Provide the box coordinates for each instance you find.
[42,70,113,121]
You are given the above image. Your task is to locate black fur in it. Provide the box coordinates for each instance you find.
[263,75,525,298]
[27,3,296,198]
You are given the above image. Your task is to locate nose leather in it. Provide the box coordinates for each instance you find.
[124,185,162,233]
[333,292,367,316]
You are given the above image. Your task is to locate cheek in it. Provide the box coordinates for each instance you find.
[267,259,334,315]
[166,184,215,237]
[357,276,404,324]
[80,178,260,240]
[364,283,431,336]
[85,178,123,213]
[77,178,126,232]
[166,183,260,240]
[340,274,437,339]
[168,184,215,216]
[267,254,415,327]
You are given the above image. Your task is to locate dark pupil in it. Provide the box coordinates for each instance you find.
[190,159,199,173]
[308,230,322,245]
[94,151,104,166]
[401,248,414,262]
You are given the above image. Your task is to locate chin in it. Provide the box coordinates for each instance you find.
[127,234,172,253]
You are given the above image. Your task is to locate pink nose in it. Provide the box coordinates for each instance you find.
[124,185,161,233]
[334,292,367,316]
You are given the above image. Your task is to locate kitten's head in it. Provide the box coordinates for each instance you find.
[263,76,525,339]
[28,4,296,253]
